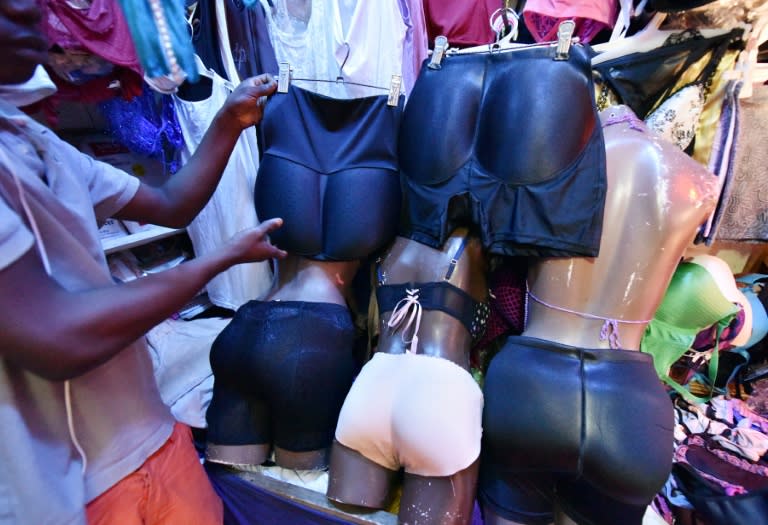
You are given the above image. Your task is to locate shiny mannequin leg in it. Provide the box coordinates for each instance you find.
[275,447,330,470]
[399,459,479,525]
[327,440,398,509]
[205,442,271,467]
[328,441,480,525]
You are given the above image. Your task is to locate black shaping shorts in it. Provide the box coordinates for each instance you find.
[480,336,674,524]
[206,301,356,452]
[255,85,404,261]
[398,44,606,257]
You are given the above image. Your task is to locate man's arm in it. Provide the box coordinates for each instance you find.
[0,219,286,381]
[115,74,277,228]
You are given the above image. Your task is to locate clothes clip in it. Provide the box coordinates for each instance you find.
[554,20,575,61]
[277,62,291,93]
[428,35,449,69]
[444,258,459,280]
[387,75,402,106]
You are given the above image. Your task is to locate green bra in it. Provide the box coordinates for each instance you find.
[641,262,739,403]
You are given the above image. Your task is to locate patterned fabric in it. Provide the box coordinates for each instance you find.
[645,83,705,151]
[470,259,527,376]
[714,84,768,241]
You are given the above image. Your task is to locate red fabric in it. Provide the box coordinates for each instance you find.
[43,0,142,74]
[86,423,222,525]
[31,66,142,127]
[422,0,500,48]
[472,258,527,356]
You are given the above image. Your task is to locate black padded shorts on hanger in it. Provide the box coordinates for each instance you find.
[255,85,404,261]
[398,42,607,258]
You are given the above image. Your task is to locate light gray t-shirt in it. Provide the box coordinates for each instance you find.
[0,100,174,525]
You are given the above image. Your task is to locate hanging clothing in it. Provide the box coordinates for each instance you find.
[255,84,403,261]
[191,0,229,81]
[329,0,406,98]
[714,83,768,242]
[115,0,198,85]
[398,43,607,257]
[592,28,743,120]
[699,80,743,245]
[422,0,498,48]
[398,0,429,97]
[43,0,142,75]
[173,64,273,310]
[522,0,618,44]
[220,0,278,82]
[261,0,406,98]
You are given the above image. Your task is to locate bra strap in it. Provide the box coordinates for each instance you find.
[444,235,469,280]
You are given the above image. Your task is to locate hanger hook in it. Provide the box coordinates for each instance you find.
[337,42,351,81]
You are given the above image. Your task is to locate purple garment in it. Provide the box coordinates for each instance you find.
[398,0,429,97]
[99,86,184,174]
[698,80,742,245]
[205,464,352,525]
[692,306,746,352]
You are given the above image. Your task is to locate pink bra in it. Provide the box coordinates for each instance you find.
[522,0,618,44]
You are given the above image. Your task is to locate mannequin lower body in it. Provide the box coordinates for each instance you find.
[327,351,483,524]
[205,299,357,470]
[480,336,674,525]
[479,467,646,525]
[329,442,480,525]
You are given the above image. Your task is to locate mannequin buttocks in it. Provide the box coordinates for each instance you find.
[205,254,360,471]
[270,255,360,469]
[327,228,487,525]
[479,105,719,525]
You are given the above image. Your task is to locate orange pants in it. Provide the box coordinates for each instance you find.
[87,423,223,525]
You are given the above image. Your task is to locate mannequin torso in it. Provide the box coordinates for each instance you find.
[481,105,719,525]
[524,105,719,351]
[327,228,487,525]
[375,231,487,369]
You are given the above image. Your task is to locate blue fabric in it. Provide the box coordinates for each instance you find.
[115,0,199,83]
[205,463,357,525]
[99,86,184,174]
[205,463,487,524]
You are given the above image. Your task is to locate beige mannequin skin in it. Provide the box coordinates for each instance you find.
[206,254,360,470]
[483,105,719,525]
[327,227,487,525]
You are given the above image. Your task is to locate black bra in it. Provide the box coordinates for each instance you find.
[376,236,490,341]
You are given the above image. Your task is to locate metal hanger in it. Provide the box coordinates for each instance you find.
[276,42,402,106]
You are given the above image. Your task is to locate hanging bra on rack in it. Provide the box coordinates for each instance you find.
[593,27,744,119]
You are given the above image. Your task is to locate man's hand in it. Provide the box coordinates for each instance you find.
[226,217,288,265]
[221,74,278,130]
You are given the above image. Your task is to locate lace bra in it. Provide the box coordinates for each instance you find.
[376,236,490,352]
